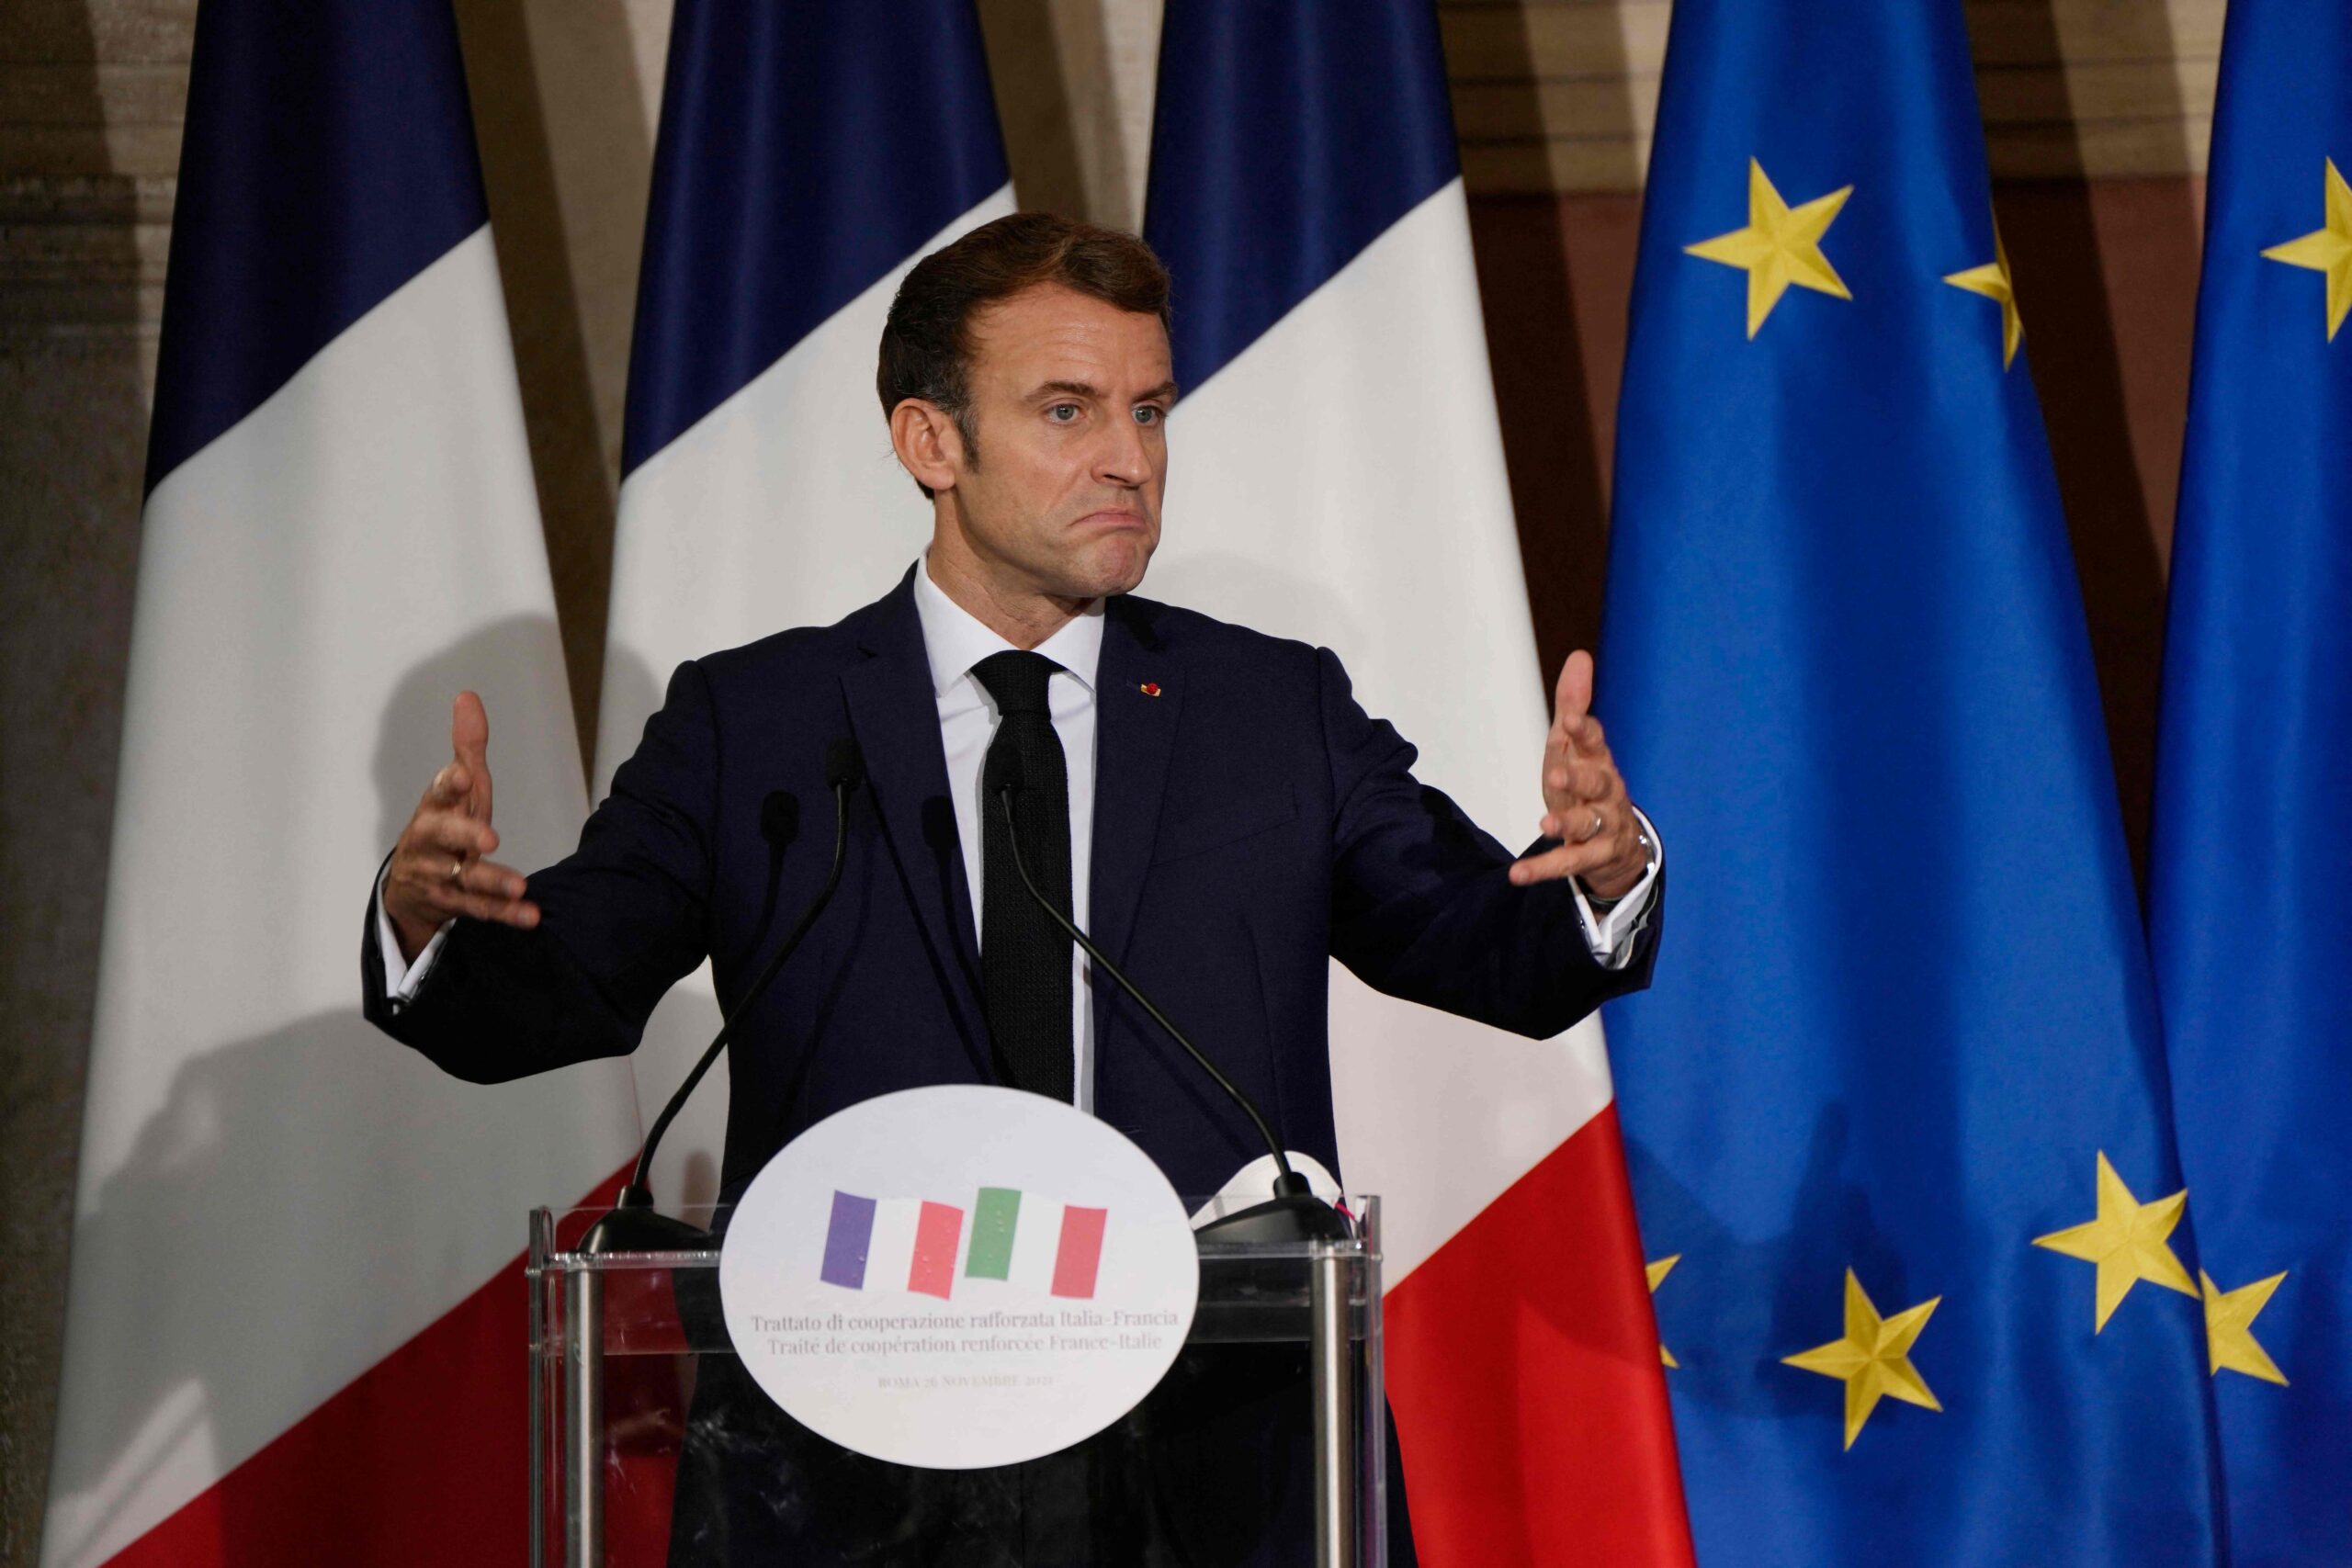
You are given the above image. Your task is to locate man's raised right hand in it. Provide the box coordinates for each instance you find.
[383,691,539,963]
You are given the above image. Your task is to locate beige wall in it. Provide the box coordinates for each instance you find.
[0,3,2210,1560]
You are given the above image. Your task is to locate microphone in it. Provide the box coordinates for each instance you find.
[584,737,866,1252]
[753,787,801,932]
[985,746,1349,1243]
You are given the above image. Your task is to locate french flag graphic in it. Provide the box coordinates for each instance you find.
[40,3,638,1565]
[1143,4,1694,1562]
[820,1188,1110,1300]
[594,0,1014,1205]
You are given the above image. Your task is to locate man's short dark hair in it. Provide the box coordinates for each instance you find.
[878,211,1172,498]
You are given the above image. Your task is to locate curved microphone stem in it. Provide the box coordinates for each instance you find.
[616,777,851,1210]
[992,785,1304,1191]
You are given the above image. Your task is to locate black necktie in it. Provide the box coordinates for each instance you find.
[971,650,1074,1101]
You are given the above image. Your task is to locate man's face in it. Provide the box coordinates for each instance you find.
[945,283,1174,602]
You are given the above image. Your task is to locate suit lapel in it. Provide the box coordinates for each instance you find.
[1089,596,1182,1030]
[838,572,988,1043]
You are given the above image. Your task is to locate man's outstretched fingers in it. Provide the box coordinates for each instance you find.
[1509,840,1606,886]
[447,858,529,901]
[413,810,499,861]
[418,761,468,813]
[402,853,535,919]
[1555,649,1595,731]
[451,691,492,822]
[439,888,539,928]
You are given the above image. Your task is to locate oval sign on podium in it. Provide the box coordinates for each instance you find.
[718,1084,1200,1469]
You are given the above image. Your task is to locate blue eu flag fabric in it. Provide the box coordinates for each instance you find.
[2147,4,2352,1563]
[1594,2,2225,1562]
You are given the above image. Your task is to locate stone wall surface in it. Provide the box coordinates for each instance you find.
[2,4,181,1561]
[0,3,2205,1562]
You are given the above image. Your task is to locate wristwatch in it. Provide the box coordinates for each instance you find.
[1584,818,1657,910]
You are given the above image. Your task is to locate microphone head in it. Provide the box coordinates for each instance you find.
[822,737,866,792]
[983,742,1025,795]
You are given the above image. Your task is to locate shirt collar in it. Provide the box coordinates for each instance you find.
[911,554,1105,700]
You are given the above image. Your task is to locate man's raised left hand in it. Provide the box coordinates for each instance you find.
[1509,649,1649,899]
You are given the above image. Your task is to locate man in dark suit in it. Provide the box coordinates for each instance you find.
[364,213,1662,1564]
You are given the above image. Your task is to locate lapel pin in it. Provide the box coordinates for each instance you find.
[1139,682,1161,697]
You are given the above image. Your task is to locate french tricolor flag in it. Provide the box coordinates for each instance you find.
[1144,4,1695,1562]
[41,3,638,1565]
[820,1188,1109,1301]
[594,0,1014,1205]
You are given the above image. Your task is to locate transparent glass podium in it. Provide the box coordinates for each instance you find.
[529,1195,1387,1567]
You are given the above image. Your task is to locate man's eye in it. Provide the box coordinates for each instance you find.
[1047,404,1080,423]
[1133,406,1161,426]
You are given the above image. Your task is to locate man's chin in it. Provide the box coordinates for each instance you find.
[1060,538,1155,601]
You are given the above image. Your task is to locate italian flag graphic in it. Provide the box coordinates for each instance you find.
[821,1189,1108,1301]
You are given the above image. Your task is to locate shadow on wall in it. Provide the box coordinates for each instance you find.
[42,617,658,1566]
[1981,0,2202,883]
[368,617,660,852]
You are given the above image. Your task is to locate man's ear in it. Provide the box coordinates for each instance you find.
[889,399,963,494]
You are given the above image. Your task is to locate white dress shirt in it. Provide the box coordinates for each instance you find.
[378,558,1664,1111]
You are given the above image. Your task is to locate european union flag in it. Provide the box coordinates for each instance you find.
[1595,2,2224,1562]
[2148,4,2352,1563]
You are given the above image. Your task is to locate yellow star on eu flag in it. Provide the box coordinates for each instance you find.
[2201,1269,2290,1385]
[1647,1255,1680,1368]
[1782,1269,1942,1450]
[1685,159,1854,338]
[2262,157,2352,342]
[2031,1150,2198,1331]
[1944,225,2024,368]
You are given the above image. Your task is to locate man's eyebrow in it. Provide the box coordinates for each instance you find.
[1029,378,1181,403]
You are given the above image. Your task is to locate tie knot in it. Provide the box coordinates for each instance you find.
[972,649,1059,717]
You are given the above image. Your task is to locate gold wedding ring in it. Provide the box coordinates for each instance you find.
[1588,807,1605,841]
[447,856,466,885]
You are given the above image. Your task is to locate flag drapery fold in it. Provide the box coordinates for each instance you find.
[597,0,1015,1207]
[1148,5,1693,1562]
[2149,3,2352,1562]
[46,3,637,1563]
[1599,0,2223,1562]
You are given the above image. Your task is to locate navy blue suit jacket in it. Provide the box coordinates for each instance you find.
[363,569,1660,1201]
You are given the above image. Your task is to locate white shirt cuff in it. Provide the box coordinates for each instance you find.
[1570,807,1662,972]
[375,861,453,1003]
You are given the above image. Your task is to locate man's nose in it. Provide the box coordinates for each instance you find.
[1095,415,1153,487]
